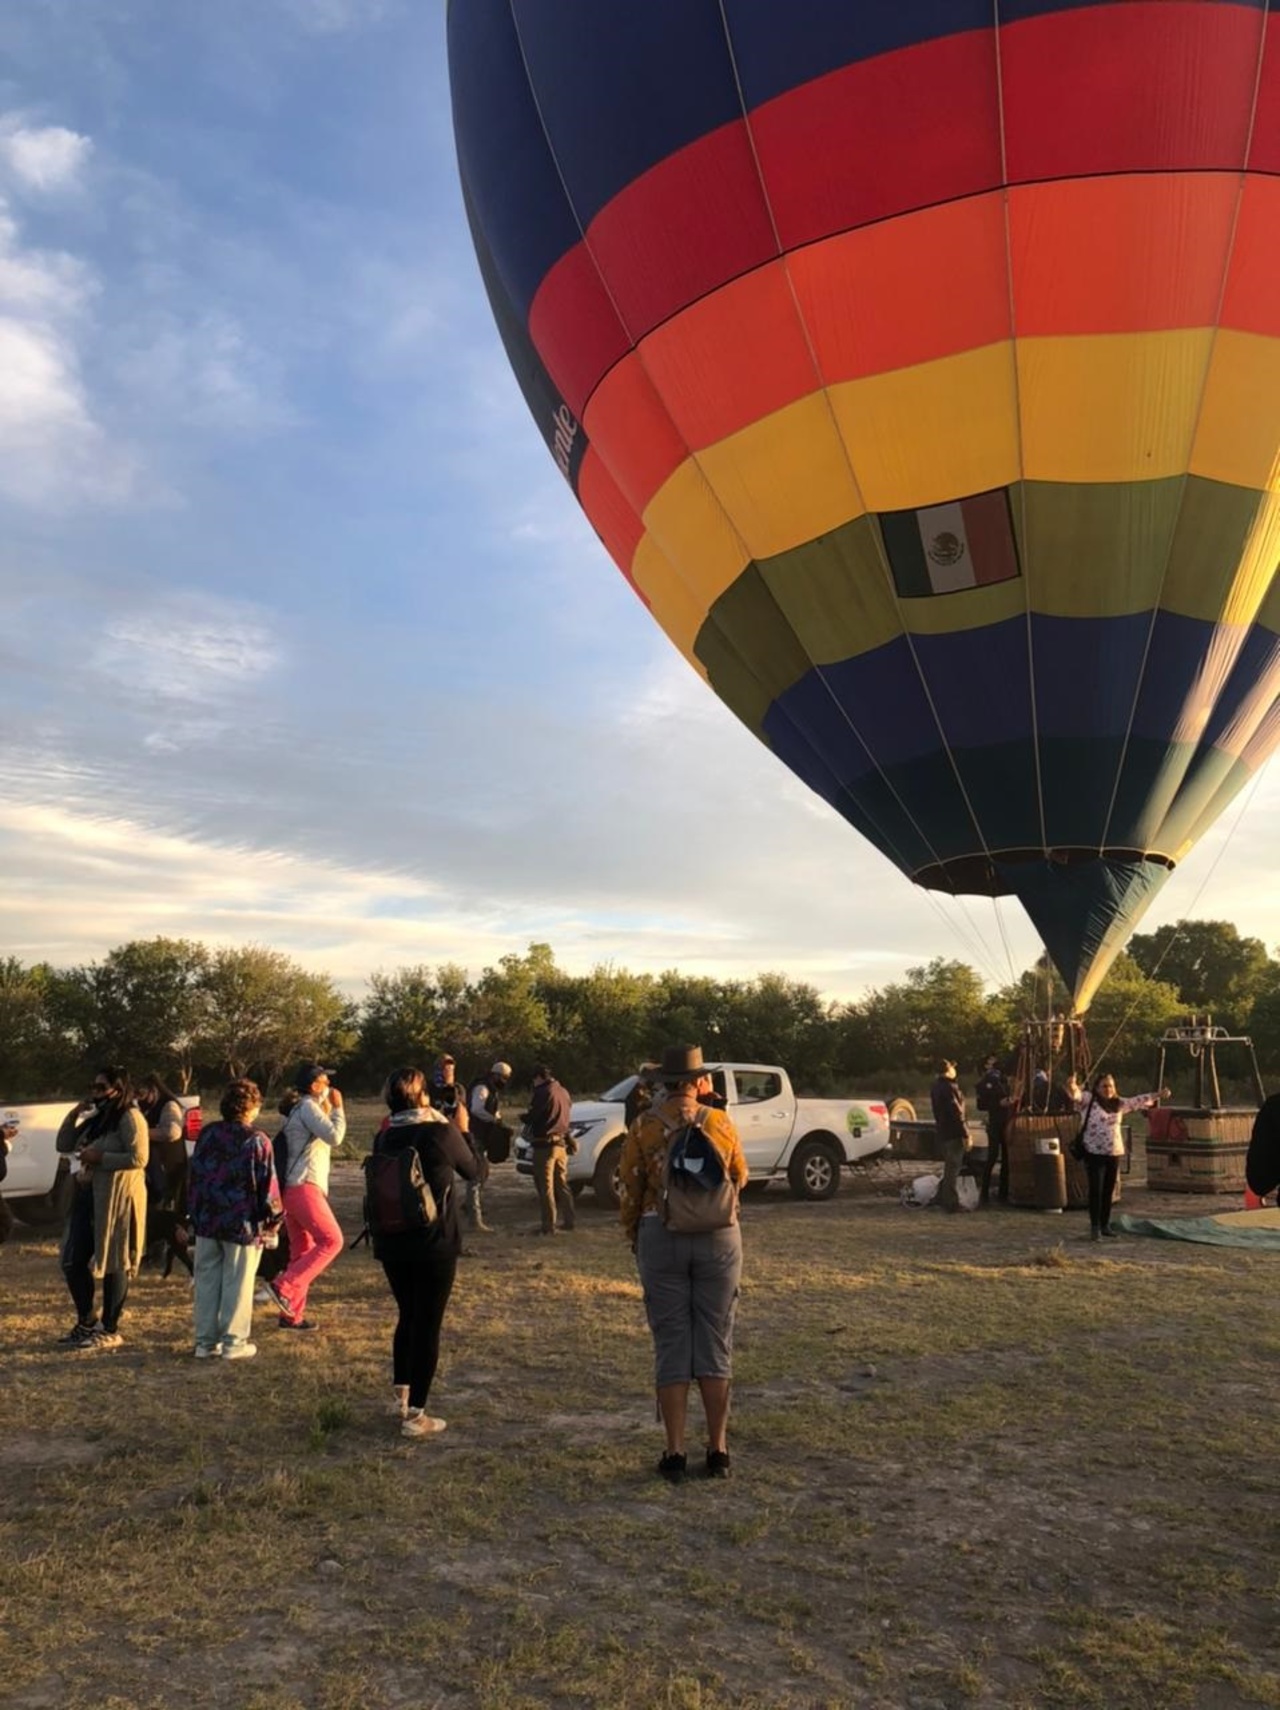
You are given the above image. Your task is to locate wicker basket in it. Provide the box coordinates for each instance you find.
[1005,1113,1123,1211]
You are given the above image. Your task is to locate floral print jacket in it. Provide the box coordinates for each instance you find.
[188,1120,282,1245]
[618,1095,748,1244]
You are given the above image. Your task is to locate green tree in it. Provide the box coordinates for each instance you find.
[550,962,655,1090]
[470,945,555,1069]
[1245,961,1280,1074]
[854,958,1007,1075]
[1080,952,1183,1074]
[57,938,212,1089]
[719,972,836,1092]
[196,946,347,1087]
[0,958,76,1095]
[1127,919,1270,1028]
[357,963,474,1077]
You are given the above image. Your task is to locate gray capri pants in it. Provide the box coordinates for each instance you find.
[636,1215,743,1386]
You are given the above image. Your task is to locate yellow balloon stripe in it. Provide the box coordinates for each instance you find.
[631,329,1280,655]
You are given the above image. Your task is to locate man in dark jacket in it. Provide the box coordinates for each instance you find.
[975,1054,1010,1206]
[929,1059,968,1213]
[523,1065,574,1235]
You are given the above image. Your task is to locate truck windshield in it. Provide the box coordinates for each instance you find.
[600,1076,640,1103]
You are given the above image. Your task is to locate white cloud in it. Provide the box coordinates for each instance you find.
[0,312,135,505]
[92,593,282,704]
[0,120,93,195]
[0,173,142,506]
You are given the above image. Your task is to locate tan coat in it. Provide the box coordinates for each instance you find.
[58,1105,150,1278]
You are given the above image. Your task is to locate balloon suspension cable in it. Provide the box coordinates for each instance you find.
[1088,766,1269,1076]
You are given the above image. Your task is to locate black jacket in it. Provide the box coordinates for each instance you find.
[524,1078,572,1140]
[370,1115,478,1263]
[930,1075,968,1142]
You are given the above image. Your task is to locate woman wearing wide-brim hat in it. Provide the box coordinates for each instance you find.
[618,1044,748,1483]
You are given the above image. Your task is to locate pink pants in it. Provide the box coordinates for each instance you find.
[278,1184,343,1320]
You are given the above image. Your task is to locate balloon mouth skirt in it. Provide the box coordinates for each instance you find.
[912,848,1175,896]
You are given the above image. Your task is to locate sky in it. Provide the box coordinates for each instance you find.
[1,0,1278,1007]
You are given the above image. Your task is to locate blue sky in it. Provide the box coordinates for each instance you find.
[1,0,1277,1003]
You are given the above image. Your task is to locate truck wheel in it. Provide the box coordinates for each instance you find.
[787,1138,842,1201]
[888,1098,917,1123]
[9,1173,74,1227]
[593,1139,623,1209]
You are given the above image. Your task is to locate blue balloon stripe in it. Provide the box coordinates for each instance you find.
[761,611,1267,781]
[448,0,584,318]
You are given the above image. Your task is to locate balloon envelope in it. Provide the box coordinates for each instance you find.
[448,0,1280,1009]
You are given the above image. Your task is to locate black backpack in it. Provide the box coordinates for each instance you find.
[272,1124,292,1194]
[361,1136,441,1239]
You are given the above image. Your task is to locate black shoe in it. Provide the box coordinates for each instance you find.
[1100,1225,1120,1238]
[657,1452,687,1483]
[705,1449,731,1479]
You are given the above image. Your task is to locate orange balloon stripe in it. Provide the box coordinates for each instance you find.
[577,448,647,599]
[1007,174,1239,336]
[582,356,688,521]
[1222,176,1280,338]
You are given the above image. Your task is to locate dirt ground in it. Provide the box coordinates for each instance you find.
[2,1153,1278,1710]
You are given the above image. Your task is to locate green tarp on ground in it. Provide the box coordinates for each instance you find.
[1111,1208,1280,1249]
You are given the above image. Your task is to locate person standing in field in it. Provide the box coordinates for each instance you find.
[262,1063,346,1331]
[975,1053,1009,1206]
[523,1064,574,1236]
[619,1044,748,1482]
[369,1067,480,1438]
[929,1059,968,1213]
[54,1067,149,1350]
[430,1054,470,1136]
[1074,1071,1168,1240]
[464,1059,511,1234]
[187,1079,282,1359]
[624,1063,661,1130]
[137,1072,188,1268]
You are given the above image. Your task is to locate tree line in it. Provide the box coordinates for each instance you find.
[2,921,1278,1102]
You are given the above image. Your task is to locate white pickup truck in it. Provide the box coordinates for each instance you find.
[514,1065,905,1207]
[0,1097,203,1228]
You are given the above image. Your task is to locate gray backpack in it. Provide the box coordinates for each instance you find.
[660,1109,739,1234]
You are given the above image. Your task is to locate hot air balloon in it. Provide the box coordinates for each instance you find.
[448,0,1280,1011]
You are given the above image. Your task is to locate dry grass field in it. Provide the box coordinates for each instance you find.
[3,1105,1278,1710]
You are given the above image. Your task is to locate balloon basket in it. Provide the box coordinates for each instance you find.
[1005,1114,1120,1212]
[1145,1107,1253,1194]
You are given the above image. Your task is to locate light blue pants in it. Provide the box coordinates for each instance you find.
[193,1237,262,1352]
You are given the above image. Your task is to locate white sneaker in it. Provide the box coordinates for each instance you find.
[222,1342,258,1360]
[401,1410,447,1439]
[254,1285,271,1305]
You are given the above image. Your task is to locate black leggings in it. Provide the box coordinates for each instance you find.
[1085,1154,1121,1230]
[382,1252,458,1409]
[62,1186,130,1330]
